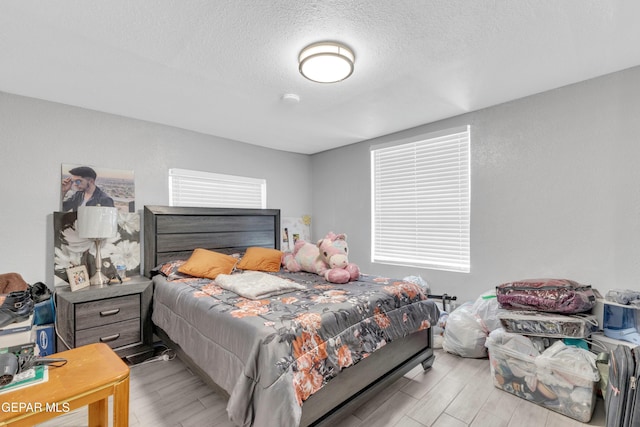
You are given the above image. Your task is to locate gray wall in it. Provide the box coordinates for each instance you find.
[0,92,312,285]
[4,64,640,302]
[311,66,640,303]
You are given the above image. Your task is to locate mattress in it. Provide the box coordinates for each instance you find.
[151,269,440,427]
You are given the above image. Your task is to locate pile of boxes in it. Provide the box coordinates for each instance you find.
[0,315,34,349]
[0,295,56,358]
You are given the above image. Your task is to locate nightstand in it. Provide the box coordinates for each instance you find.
[56,275,153,360]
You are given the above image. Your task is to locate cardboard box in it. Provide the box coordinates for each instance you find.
[32,324,56,356]
[0,315,33,349]
[0,314,33,335]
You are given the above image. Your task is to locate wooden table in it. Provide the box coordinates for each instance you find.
[0,343,129,427]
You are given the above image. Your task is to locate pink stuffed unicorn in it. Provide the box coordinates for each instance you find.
[281,232,360,284]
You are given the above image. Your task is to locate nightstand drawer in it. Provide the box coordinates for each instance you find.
[56,276,153,358]
[76,318,141,349]
[76,295,140,330]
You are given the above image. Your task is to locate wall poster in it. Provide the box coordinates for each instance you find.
[60,163,135,213]
[281,215,312,252]
[54,163,139,287]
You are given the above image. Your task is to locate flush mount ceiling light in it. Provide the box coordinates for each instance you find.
[298,42,355,83]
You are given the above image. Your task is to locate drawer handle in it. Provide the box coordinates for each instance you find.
[100,334,120,343]
[100,308,120,317]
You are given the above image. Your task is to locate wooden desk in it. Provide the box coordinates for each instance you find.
[0,343,129,427]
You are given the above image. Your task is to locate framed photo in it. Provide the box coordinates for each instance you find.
[281,215,312,252]
[66,265,90,292]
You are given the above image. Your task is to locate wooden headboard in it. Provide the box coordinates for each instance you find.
[143,206,281,278]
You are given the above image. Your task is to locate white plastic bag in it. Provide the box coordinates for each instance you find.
[442,290,506,358]
[471,290,505,332]
[535,341,599,388]
[486,328,540,357]
[402,275,430,294]
[442,302,488,358]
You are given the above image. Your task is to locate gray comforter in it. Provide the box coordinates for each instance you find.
[152,266,440,427]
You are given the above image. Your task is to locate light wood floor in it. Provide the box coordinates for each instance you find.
[38,348,605,427]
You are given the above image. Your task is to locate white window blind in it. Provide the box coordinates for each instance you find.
[169,169,266,209]
[371,126,470,273]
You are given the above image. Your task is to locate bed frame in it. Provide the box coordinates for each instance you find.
[143,205,435,426]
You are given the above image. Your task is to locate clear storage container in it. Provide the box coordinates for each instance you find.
[497,311,598,338]
[486,330,599,422]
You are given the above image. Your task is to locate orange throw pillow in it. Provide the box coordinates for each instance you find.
[178,248,238,279]
[237,247,283,273]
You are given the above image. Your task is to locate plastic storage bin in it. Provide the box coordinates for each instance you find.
[497,311,598,338]
[486,331,599,422]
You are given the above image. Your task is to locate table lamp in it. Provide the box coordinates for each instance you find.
[77,206,118,286]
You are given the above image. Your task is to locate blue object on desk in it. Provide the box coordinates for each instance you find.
[33,298,55,326]
[33,324,56,356]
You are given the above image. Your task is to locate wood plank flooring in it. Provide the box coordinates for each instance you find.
[37,348,606,427]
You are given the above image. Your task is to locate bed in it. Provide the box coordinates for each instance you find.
[143,205,440,427]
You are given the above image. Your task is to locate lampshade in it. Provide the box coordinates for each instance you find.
[299,42,355,83]
[77,206,118,239]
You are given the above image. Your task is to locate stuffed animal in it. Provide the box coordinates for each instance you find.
[282,232,360,284]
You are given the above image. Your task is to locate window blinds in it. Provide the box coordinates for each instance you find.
[169,168,266,209]
[371,126,470,272]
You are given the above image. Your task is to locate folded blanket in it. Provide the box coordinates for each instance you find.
[215,271,306,299]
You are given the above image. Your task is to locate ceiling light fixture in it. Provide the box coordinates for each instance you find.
[298,42,355,83]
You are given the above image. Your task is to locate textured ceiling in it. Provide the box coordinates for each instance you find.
[2,1,640,154]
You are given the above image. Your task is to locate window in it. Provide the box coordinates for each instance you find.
[169,168,266,209]
[371,125,470,272]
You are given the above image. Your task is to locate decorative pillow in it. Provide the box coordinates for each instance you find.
[236,247,283,273]
[151,259,201,282]
[178,248,238,279]
[156,260,190,281]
